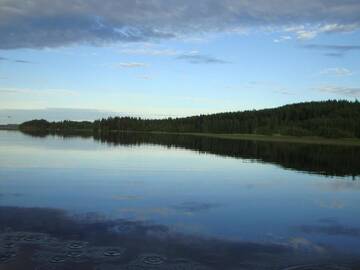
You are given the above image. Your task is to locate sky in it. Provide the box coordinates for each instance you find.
[0,0,360,124]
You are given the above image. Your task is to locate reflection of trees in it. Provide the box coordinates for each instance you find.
[22,129,94,139]
[21,130,360,177]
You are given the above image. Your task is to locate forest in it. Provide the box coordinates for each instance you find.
[19,100,360,139]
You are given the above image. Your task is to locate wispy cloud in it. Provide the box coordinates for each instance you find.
[176,53,229,64]
[273,89,294,95]
[317,85,360,97]
[284,23,359,40]
[0,56,33,63]
[118,44,229,67]
[0,89,17,94]
[319,68,353,76]
[285,26,317,40]
[320,23,360,34]
[304,44,360,57]
[116,62,147,68]
[0,87,77,96]
[324,52,343,57]
[14,59,33,64]
[119,47,179,56]
[0,108,119,124]
[138,75,152,80]
[273,36,292,43]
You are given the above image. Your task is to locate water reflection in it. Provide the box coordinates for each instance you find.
[1,130,360,269]
[1,206,358,270]
[21,130,360,177]
[296,223,360,237]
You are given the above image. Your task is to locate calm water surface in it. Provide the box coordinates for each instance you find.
[0,130,360,269]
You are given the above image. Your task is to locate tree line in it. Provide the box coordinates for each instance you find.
[19,100,360,138]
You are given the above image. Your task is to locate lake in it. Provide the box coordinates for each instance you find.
[0,130,360,270]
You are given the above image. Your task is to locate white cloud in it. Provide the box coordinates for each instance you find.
[284,25,320,40]
[296,30,318,40]
[303,44,360,57]
[119,47,179,56]
[0,108,118,124]
[176,52,229,64]
[138,75,152,80]
[273,35,292,43]
[0,87,78,96]
[319,23,359,33]
[317,85,360,97]
[273,89,293,95]
[320,68,353,76]
[116,62,147,68]
[284,23,360,40]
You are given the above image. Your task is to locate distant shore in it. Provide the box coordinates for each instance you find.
[17,101,360,145]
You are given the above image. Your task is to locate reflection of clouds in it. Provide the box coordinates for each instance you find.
[288,237,327,254]
[118,180,145,186]
[316,199,345,209]
[0,193,23,197]
[112,195,142,201]
[118,201,222,220]
[172,202,222,213]
[316,180,360,192]
[73,212,108,223]
[242,180,276,190]
[170,222,206,235]
[2,206,359,267]
[296,224,360,237]
[119,207,173,220]
[318,217,338,224]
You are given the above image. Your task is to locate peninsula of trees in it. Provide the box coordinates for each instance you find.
[19,100,360,139]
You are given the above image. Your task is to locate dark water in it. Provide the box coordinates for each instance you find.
[0,130,360,270]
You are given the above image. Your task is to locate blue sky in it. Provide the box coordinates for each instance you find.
[0,0,359,123]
